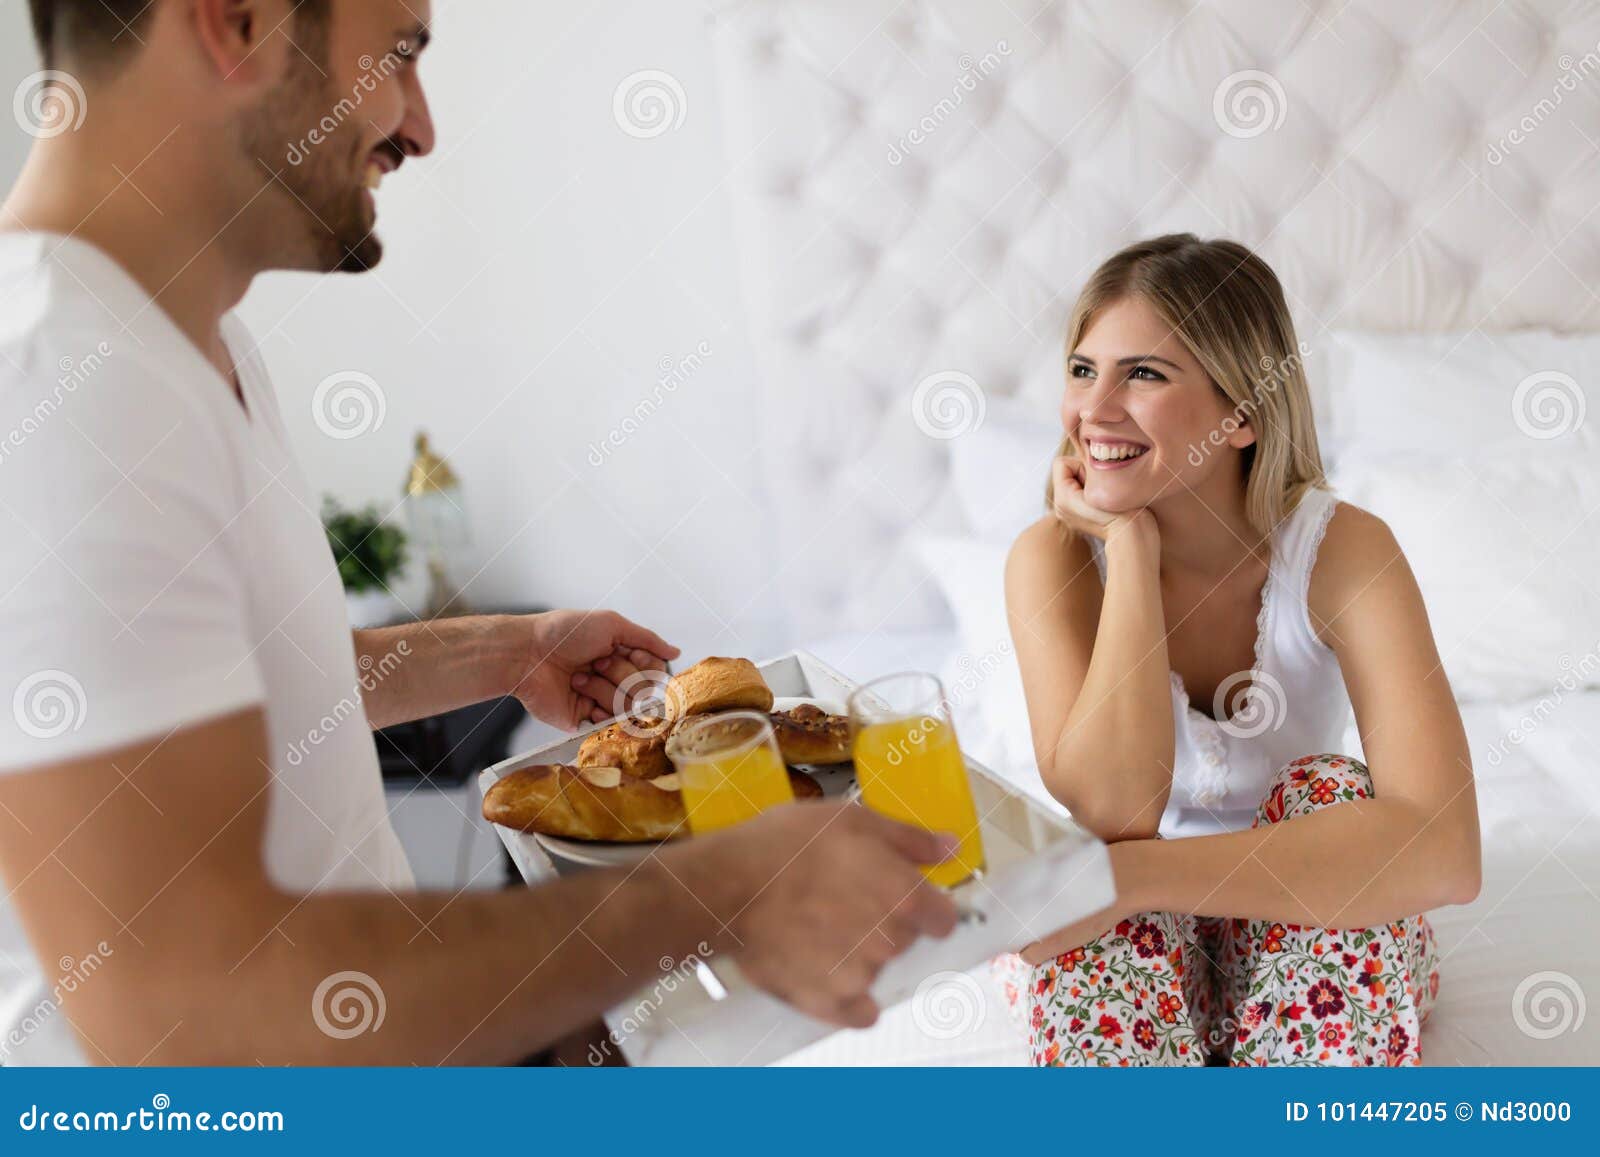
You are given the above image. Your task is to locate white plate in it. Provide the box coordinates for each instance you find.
[533,694,856,870]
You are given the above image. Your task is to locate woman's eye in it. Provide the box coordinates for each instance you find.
[1069,363,1094,380]
[1129,365,1167,382]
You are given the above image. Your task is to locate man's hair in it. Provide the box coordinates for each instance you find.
[28,0,329,71]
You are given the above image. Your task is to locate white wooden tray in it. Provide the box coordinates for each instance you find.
[477,650,1113,1066]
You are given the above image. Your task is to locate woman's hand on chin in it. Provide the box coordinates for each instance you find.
[1051,454,1156,547]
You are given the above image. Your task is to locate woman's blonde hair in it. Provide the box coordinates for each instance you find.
[1049,233,1325,538]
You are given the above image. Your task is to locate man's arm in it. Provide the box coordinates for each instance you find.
[356,609,679,731]
[0,709,957,1065]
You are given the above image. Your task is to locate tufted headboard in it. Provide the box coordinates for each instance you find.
[711,0,1600,641]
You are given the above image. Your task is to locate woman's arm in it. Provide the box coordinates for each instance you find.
[1020,506,1481,960]
[1006,511,1176,840]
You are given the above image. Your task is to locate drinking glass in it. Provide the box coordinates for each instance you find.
[848,672,985,887]
[665,710,794,835]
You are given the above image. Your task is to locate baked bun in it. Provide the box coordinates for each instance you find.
[663,657,773,720]
[483,763,824,843]
[483,764,688,843]
[770,703,852,765]
[575,712,672,779]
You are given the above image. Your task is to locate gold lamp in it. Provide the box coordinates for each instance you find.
[404,432,470,618]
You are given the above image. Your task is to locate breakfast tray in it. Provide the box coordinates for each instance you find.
[477,650,1113,1066]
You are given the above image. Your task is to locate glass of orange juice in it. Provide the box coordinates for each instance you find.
[665,711,795,835]
[848,672,985,888]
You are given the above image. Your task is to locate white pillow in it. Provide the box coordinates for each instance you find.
[1330,452,1600,702]
[947,399,1060,543]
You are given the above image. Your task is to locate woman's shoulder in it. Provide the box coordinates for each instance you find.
[1306,497,1409,641]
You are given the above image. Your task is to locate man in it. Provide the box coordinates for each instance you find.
[0,0,958,1065]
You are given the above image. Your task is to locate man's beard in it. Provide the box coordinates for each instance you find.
[239,64,384,273]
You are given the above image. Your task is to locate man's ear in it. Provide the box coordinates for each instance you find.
[190,0,289,84]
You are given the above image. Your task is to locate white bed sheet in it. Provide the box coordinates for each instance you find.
[788,632,1600,1066]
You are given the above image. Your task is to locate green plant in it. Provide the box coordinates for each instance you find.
[322,498,408,594]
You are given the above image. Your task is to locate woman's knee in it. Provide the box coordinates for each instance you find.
[1255,753,1372,827]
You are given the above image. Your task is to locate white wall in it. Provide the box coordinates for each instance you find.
[1,0,782,661]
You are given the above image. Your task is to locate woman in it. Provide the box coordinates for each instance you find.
[995,234,1480,1066]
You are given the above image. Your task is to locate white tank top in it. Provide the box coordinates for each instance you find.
[1088,487,1352,838]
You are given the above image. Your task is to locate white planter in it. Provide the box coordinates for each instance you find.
[346,588,404,628]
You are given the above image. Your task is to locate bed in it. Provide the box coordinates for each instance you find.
[709,0,1600,1064]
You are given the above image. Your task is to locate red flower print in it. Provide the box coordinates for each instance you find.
[1068,1017,1084,1034]
[1291,756,1315,767]
[1133,1019,1157,1050]
[1307,978,1346,1018]
[1046,1024,1057,1041]
[1156,992,1182,1024]
[1131,920,1167,958]
[1387,1025,1411,1064]
[1341,952,1358,969]
[1262,785,1286,825]
[1031,1005,1044,1030]
[1096,1014,1124,1042]
[1308,777,1339,806]
[1319,1022,1346,1049]
[1058,946,1086,972]
[1264,923,1287,953]
[1114,918,1133,938]
[1359,958,1387,996]
[1279,1000,1307,1024]
[1043,1041,1060,1065]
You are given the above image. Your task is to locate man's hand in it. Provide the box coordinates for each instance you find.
[679,802,961,1028]
[508,609,680,729]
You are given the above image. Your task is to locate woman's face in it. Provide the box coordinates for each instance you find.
[1062,295,1253,513]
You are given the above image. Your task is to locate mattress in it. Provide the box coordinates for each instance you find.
[788,631,1600,1066]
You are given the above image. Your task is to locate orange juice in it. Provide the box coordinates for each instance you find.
[677,742,794,834]
[852,716,984,887]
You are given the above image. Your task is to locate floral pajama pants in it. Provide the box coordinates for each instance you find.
[994,754,1441,1067]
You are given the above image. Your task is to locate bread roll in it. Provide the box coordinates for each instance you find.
[770,703,852,765]
[484,764,825,843]
[575,712,672,779]
[663,657,773,720]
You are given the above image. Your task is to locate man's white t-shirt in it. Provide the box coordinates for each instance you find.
[0,233,413,1064]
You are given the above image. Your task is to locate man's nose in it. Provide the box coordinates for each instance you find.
[396,73,436,159]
